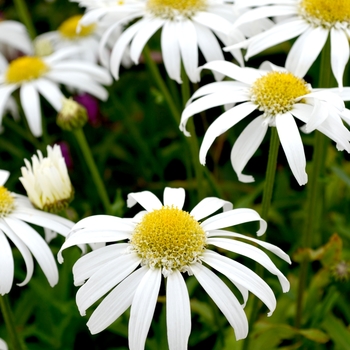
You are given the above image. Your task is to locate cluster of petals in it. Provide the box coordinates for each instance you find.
[0,170,75,295]
[0,47,112,136]
[58,187,290,349]
[180,61,350,186]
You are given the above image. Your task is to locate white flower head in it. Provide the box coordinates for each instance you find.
[19,144,74,213]
[0,169,75,295]
[0,47,112,137]
[58,187,290,348]
[180,60,350,186]
[228,0,350,88]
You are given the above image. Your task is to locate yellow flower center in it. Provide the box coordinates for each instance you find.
[6,56,49,84]
[130,206,207,273]
[58,15,96,39]
[146,0,207,19]
[299,0,350,27]
[0,187,15,217]
[250,71,311,116]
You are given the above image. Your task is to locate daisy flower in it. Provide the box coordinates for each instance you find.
[0,169,75,295]
[19,144,74,213]
[77,0,255,83]
[58,187,290,348]
[180,61,350,186]
[227,0,350,88]
[0,47,112,137]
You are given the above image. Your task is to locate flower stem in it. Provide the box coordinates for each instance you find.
[12,0,36,40]
[72,128,112,214]
[0,295,26,350]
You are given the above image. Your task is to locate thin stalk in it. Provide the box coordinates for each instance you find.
[0,295,26,350]
[72,128,111,214]
[12,0,36,40]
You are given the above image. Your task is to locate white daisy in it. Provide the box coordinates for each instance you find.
[19,144,74,213]
[180,61,350,186]
[58,187,290,348]
[0,47,112,137]
[0,169,75,295]
[227,0,350,88]
[77,0,256,83]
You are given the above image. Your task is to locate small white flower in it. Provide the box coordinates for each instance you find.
[180,61,350,186]
[19,144,74,213]
[0,169,75,295]
[58,187,290,348]
[0,47,112,136]
[227,0,350,88]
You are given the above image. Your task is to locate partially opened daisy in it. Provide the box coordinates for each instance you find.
[58,187,290,348]
[227,0,350,88]
[180,61,350,186]
[0,169,75,295]
[0,47,112,136]
[77,0,256,83]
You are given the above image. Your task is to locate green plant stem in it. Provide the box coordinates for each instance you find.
[295,39,332,329]
[72,128,111,214]
[0,295,26,350]
[13,0,36,40]
[242,127,280,350]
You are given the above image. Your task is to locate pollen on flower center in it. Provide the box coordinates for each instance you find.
[58,15,96,38]
[299,0,350,27]
[6,56,49,84]
[130,206,207,273]
[146,0,207,19]
[250,71,310,116]
[0,186,15,216]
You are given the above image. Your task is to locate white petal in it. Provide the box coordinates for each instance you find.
[44,47,83,64]
[129,268,162,350]
[76,252,141,315]
[330,28,349,89]
[0,84,18,124]
[191,263,248,340]
[161,21,181,83]
[301,99,329,133]
[286,26,328,78]
[166,270,191,350]
[208,238,290,292]
[20,83,42,137]
[275,114,307,186]
[193,11,231,35]
[127,190,163,211]
[202,250,277,316]
[230,115,268,183]
[201,208,267,236]
[0,228,14,295]
[87,266,148,334]
[71,215,134,232]
[0,170,10,186]
[163,187,185,209]
[199,102,257,165]
[33,79,64,111]
[190,197,233,221]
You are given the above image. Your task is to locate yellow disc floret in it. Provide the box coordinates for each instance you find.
[299,0,350,28]
[6,56,49,84]
[250,71,311,116]
[147,0,207,19]
[130,206,207,273]
[58,15,96,39]
[0,187,15,217]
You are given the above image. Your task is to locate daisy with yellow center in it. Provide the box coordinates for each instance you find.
[74,0,272,82]
[58,187,290,349]
[0,47,111,136]
[228,0,350,88]
[180,60,350,185]
[0,169,76,295]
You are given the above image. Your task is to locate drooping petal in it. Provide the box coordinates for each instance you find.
[163,187,185,209]
[70,215,134,232]
[33,78,64,111]
[129,268,162,350]
[166,270,191,350]
[0,84,18,124]
[300,99,328,133]
[0,228,14,295]
[0,170,10,186]
[190,197,232,221]
[191,263,248,340]
[127,190,163,212]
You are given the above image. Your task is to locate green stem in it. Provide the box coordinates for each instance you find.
[242,127,280,350]
[72,128,111,214]
[13,0,36,40]
[0,295,26,350]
